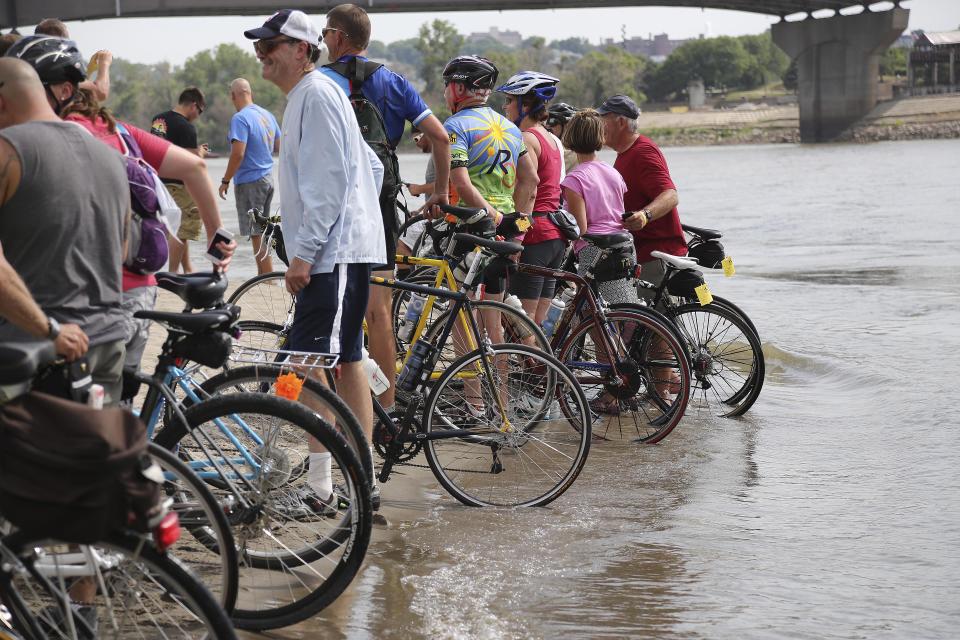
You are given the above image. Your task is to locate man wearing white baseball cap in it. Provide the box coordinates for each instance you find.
[246,9,386,513]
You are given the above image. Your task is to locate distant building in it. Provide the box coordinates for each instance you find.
[907,30,959,93]
[468,27,523,48]
[601,33,689,61]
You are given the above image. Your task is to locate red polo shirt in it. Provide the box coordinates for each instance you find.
[614,135,687,263]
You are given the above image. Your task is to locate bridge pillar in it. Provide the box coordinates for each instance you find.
[773,7,909,142]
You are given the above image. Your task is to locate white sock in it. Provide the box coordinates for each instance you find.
[369,446,378,488]
[308,452,333,500]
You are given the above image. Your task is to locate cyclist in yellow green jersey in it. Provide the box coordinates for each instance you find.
[441,55,538,347]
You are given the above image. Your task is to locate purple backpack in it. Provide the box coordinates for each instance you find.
[116,124,169,275]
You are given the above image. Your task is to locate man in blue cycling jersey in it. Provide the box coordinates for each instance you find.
[321,3,451,417]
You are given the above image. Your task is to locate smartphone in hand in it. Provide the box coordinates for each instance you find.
[205,228,234,265]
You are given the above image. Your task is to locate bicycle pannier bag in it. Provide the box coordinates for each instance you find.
[0,392,163,544]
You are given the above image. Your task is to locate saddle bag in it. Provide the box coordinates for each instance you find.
[0,392,163,544]
[592,245,636,283]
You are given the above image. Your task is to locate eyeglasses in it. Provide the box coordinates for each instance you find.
[412,133,424,143]
[196,103,205,115]
[254,36,298,55]
[321,27,347,38]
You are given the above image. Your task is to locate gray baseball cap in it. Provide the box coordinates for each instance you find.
[596,94,640,119]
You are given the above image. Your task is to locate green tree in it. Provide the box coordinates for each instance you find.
[385,37,420,67]
[415,20,463,94]
[738,32,790,82]
[880,46,908,77]
[367,40,388,59]
[550,37,594,55]
[558,47,647,108]
[175,44,286,152]
[647,36,754,100]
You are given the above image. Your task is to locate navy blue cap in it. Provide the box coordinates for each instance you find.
[596,94,640,119]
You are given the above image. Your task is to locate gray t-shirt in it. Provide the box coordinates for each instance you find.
[0,121,129,346]
[424,155,436,185]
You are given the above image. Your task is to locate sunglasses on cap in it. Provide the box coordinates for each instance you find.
[254,36,299,55]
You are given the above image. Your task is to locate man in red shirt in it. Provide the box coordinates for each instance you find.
[599,94,686,287]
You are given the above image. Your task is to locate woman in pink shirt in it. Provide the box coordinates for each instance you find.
[560,110,639,307]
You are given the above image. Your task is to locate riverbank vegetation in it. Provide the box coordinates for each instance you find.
[104,21,917,152]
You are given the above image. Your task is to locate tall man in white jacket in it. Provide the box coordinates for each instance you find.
[246,9,385,512]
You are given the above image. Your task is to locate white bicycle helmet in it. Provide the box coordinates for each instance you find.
[496,71,559,100]
[495,71,559,125]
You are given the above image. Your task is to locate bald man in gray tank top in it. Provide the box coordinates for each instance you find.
[0,58,129,405]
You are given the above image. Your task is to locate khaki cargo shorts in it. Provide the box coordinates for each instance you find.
[165,183,202,242]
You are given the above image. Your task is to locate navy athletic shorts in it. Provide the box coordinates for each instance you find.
[286,263,371,363]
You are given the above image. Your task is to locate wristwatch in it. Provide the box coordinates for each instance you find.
[46,316,61,340]
[642,208,653,224]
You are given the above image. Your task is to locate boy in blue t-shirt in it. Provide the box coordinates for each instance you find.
[219,78,281,275]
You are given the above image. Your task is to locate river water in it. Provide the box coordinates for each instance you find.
[209,138,960,639]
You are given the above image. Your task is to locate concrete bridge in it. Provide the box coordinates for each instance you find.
[1,0,911,141]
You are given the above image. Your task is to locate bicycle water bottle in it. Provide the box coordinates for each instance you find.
[398,292,427,342]
[541,296,566,338]
[361,348,390,396]
[503,294,533,340]
[396,339,437,393]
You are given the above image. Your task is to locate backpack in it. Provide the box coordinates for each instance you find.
[115,123,172,275]
[325,58,402,202]
[0,391,164,544]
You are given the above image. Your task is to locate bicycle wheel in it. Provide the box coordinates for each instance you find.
[557,310,691,444]
[1,530,236,639]
[389,270,444,358]
[422,299,552,378]
[670,302,764,417]
[147,442,239,613]
[152,393,371,631]
[198,365,373,485]
[423,343,590,507]
[228,272,292,326]
[711,294,761,340]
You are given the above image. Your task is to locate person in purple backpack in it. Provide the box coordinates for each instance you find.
[5,36,236,375]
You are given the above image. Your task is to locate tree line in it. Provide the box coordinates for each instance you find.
[104,24,810,153]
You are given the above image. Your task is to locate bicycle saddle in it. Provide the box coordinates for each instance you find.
[439,203,487,221]
[0,341,57,385]
[681,223,722,240]
[453,233,522,256]
[581,232,632,249]
[156,271,228,309]
[134,308,237,335]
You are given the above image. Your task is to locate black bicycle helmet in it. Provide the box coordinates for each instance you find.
[442,55,499,90]
[4,35,86,85]
[546,102,579,127]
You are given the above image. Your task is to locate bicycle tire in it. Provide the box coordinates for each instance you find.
[1,530,237,639]
[421,299,552,381]
[671,302,765,417]
[147,442,239,612]
[708,294,761,340]
[152,393,371,630]
[227,271,292,326]
[198,365,373,486]
[557,309,691,444]
[422,343,591,507]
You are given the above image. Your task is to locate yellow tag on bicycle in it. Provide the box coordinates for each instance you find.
[695,283,714,306]
[722,256,735,277]
[515,216,531,232]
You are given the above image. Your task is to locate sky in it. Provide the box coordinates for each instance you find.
[49,0,960,66]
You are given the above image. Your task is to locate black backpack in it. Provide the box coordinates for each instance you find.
[325,57,402,201]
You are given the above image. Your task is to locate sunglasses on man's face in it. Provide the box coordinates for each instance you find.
[321,27,345,38]
[254,37,297,56]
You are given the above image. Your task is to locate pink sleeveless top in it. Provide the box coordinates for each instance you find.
[524,127,564,245]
